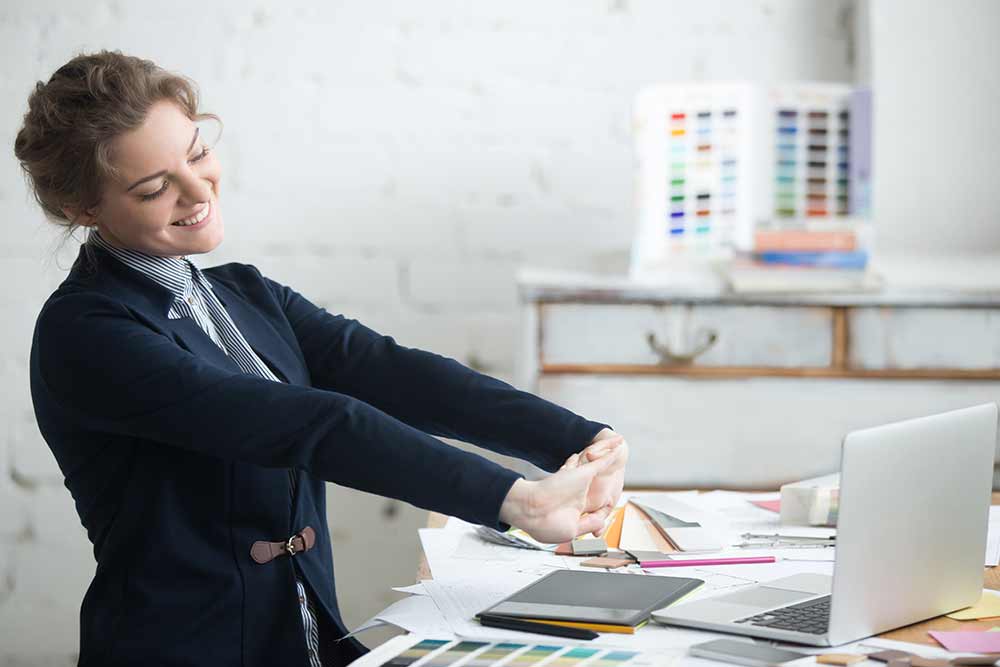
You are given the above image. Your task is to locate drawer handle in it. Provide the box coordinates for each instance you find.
[646,328,718,365]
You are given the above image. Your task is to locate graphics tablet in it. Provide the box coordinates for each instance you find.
[478,570,703,627]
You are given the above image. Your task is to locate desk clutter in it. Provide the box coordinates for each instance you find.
[351,635,1000,667]
[352,491,1000,666]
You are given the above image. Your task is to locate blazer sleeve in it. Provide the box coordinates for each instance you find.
[258,270,610,473]
[31,289,522,529]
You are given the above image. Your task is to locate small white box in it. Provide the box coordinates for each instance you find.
[780,473,840,526]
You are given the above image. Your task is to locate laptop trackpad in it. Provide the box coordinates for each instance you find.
[715,585,814,609]
[764,574,833,596]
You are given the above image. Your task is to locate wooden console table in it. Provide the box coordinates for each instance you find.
[515,270,1000,490]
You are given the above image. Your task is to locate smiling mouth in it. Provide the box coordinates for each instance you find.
[171,201,211,227]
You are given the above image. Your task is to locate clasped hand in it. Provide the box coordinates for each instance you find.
[498,428,628,544]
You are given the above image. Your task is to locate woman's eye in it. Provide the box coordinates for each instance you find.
[138,149,210,203]
[140,181,169,202]
[189,147,210,163]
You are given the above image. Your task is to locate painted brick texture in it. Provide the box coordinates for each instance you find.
[0,2,853,662]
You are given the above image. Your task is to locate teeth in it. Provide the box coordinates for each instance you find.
[172,202,210,226]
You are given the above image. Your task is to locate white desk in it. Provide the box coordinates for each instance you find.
[417,492,1000,648]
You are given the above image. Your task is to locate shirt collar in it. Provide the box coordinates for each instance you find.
[88,230,196,303]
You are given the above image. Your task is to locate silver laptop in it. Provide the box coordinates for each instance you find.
[652,403,998,646]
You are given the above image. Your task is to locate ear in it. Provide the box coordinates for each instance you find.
[61,203,99,228]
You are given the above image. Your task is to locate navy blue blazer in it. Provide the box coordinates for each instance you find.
[29,243,608,667]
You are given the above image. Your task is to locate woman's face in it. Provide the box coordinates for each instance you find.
[85,99,224,258]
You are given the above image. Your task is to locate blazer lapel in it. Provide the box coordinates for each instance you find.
[207,280,306,386]
[76,245,242,374]
[72,243,305,384]
[163,316,244,373]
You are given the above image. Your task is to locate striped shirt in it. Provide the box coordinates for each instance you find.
[89,231,323,667]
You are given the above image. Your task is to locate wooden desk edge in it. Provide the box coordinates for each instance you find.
[417,493,1000,646]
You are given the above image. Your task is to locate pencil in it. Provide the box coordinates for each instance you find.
[476,614,599,640]
[639,556,776,568]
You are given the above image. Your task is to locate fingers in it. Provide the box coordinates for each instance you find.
[559,452,580,471]
[589,504,615,537]
[588,427,618,445]
[578,448,617,476]
[583,436,625,462]
[577,506,613,538]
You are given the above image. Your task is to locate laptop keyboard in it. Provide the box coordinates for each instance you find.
[734,595,830,634]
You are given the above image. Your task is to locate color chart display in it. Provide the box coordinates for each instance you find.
[666,108,740,240]
[633,83,753,272]
[767,86,851,221]
[631,82,858,279]
[377,639,648,667]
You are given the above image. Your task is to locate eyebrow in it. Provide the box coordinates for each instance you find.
[125,128,200,192]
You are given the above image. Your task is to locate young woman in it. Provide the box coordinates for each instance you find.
[15,51,628,667]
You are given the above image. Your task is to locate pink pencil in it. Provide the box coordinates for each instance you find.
[639,556,776,568]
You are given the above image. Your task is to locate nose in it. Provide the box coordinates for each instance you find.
[175,164,214,205]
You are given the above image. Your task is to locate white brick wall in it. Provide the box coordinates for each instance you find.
[0,1,854,663]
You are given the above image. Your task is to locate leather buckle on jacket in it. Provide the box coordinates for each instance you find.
[250,526,316,564]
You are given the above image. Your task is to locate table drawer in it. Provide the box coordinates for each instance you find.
[849,307,1000,370]
[540,303,834,368]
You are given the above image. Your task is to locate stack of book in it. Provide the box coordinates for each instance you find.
[729,226,880,293]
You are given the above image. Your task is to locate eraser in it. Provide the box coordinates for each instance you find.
[625,550,672,563]
[816,654,866,665]
[868,651,913,663]
[581,556,633,569]
[571,538,607,556]
[909,659,951,667]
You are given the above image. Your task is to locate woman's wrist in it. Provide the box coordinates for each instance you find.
[498,477,535,529]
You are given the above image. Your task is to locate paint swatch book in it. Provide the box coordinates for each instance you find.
[631,82,873,285]
[358,636,674,667]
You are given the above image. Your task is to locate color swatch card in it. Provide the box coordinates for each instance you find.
[633,83,754,273]
[765,85,852,223]
[631,82,863,279]
[363,636,669,667]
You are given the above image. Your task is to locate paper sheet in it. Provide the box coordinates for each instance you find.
[392,583,429,596]
[946,589,1000,620]
[351,594,455,638]
[420,528,578,582]
[929,630,1000,652]
[750,499,781,513]
[452,534,521,561]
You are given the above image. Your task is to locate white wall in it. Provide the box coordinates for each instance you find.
[0,1,854,663]
[869,0,1000,256]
